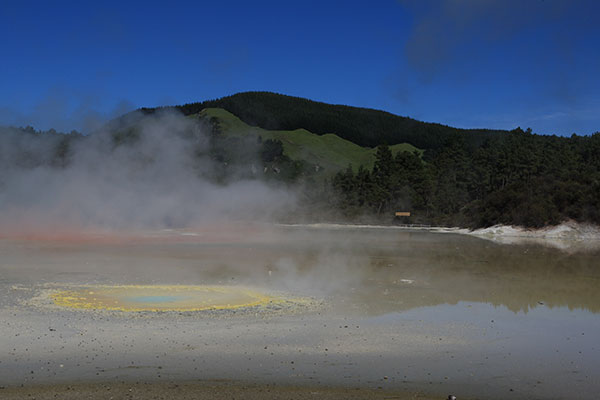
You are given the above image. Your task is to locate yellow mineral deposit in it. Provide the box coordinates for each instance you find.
[50,285,277,312]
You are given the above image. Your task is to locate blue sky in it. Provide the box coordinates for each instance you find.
[1,0,599,135]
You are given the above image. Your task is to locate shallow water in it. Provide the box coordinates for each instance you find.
[0,224,599,399]
[128,295,180,303]
[47,284,281,311]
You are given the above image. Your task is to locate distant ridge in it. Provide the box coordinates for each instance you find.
[140,91,508,149]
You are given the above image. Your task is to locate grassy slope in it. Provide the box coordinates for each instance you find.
[160,91,506,149]
[197,108,421,175]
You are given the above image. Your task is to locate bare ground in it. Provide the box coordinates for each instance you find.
[0,381,444,400]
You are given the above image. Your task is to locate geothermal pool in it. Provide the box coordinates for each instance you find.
[48,285,279,312]
[1,224,599,400]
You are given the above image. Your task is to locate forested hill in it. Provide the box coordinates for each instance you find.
[139,91,506,149]
[131,92,599,228]
[5,93,599,229]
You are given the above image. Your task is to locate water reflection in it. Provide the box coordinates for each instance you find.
[270,227,600,315]
[1,225,599,315]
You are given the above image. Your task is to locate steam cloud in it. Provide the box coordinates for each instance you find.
[0,110,296,235]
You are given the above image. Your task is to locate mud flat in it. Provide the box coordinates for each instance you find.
[0,381,444,400]
[1,225,600,400]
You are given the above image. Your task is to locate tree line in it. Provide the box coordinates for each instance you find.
[326,128,600,227]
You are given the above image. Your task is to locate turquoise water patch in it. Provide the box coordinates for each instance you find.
[127,295,182,303]
[50,285,284,312]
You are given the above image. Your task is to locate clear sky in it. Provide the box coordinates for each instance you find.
[1,0,599,135]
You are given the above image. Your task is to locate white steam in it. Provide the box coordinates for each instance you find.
[0,110,296,234]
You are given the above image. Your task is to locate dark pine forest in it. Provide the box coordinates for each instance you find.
[328,130,600,227]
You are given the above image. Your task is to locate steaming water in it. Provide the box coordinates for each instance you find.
[1,224,599,400]
[128,295,180,303]
[47,284,281,311]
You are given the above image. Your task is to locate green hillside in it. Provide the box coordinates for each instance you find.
[142,91,507,150]
[196,108,422,175]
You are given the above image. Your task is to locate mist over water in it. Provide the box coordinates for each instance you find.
[0,111,296,236]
